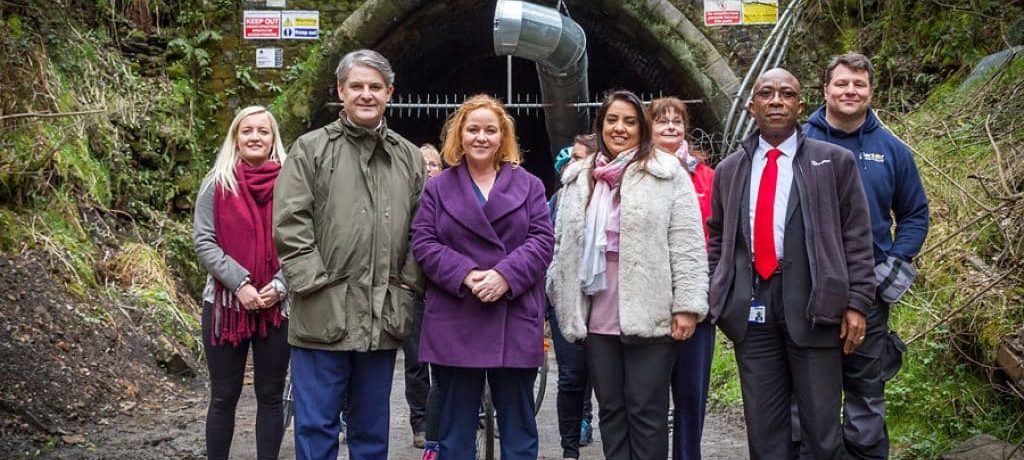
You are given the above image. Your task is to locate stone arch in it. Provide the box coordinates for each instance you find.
[277,0,739,186]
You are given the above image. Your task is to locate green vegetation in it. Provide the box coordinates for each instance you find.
[0,0,231,354]
[881,58,1024,458]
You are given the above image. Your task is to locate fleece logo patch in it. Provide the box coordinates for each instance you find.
[861,152,885,163]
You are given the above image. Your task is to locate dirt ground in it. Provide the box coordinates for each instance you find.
[8,350,749,459]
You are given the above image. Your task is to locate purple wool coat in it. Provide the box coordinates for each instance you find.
[411,161,554,368]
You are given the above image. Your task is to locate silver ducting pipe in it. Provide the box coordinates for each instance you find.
[494,0,589,158]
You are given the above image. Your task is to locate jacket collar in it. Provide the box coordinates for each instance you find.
[740,126,807,160]
[437,162,528,249]
[325,112,400,146]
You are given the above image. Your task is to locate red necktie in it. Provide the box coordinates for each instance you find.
[754,148,782,279]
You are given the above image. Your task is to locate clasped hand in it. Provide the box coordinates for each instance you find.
[463,269,510,303]
[236,284,281,310]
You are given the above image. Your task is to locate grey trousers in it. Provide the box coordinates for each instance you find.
[794,301,893,460]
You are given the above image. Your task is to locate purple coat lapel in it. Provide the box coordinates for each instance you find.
[438,163,529,250]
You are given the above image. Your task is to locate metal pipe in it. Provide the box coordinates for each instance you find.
[494,0,589,157]
[720,0,804,152]
[730,1,806,146]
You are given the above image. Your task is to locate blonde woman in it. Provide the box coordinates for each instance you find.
[194,105,289,460]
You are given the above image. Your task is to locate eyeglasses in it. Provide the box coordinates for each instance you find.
[753,88,800,102]
[653,119,685,127]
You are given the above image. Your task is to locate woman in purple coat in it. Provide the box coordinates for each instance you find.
[411,94,554,460]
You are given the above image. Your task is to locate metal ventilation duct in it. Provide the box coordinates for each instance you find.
[494,0,590,159]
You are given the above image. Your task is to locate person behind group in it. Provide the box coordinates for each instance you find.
[705,68,876,460]
[421,143,443,178]
[417,141,448,460]
[273,48,426,460]
[547,90,709,460]
[800,52,929,459]
[548,133,599,460]
[411,94,554,460]
[401,142,444,454]
[646,96,716,460]
[401,143,445,451]
[193,105,290,460]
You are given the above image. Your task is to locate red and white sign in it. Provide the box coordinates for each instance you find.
[244,11,281,39]
[704,1,742,26]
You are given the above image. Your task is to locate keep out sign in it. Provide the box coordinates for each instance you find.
[244,11,281,39]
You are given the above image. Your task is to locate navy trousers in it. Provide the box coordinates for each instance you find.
[433,365,539,460]
[290,347,397,460]
[671,320,715,460]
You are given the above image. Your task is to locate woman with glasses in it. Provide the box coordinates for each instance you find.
[648,96,716,460]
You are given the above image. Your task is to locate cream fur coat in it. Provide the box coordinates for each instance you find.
[546,149,709,343]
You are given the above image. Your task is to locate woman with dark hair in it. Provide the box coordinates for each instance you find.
[193,105,290,460]
[547,90,709,460]
[648,96,716,460]
[412,94,554,460]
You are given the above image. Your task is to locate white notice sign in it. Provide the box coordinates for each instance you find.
[281,10,319,40]
[267,0,285,7]
[256,47,283,68]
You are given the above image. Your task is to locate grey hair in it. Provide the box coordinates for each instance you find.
[824,52,874,86]
[335,49,395,86]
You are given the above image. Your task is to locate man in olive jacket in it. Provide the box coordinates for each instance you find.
[706,68,875,459]
[273,49,425,460]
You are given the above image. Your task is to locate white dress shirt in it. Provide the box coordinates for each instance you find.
[748,131,798,260]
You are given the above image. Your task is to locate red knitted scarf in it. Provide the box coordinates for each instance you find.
[211,160,283,346]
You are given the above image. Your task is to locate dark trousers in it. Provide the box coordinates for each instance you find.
[201,302,289,460]
[423,365,442,442]
[290,347,397,460]
[841,302,890,459]
[794,302,892,460]
[735,274,843,460]
[434,365,539,460]
[671,321,716,460]
[586,334,677,460]
[549,307,594,459]
[403,301,430,434]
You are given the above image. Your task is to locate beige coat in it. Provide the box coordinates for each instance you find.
[546,150,709,343]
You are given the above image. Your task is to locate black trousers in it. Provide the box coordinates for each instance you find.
[550,306,594,459]
[586,334,677,460]
[402,300,430,434]
[202,302,290,460]
[734,274,843,460]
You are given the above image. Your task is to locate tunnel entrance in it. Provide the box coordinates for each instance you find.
[310,0,721,192]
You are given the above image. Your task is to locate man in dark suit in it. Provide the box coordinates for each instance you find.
[706,68,876,460]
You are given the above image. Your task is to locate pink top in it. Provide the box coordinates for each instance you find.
[588,253,620,334]
[588,188,622,335]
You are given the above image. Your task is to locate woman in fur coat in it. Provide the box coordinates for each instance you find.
[546,90,709,460]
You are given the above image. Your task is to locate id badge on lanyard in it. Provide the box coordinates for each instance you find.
[748,272,766,324]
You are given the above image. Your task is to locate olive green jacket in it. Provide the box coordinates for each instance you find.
[273,115,425,351]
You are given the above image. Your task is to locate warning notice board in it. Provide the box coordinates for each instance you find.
[704,1,778,26]
[244,11,281,39]
[281,10,319,40]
